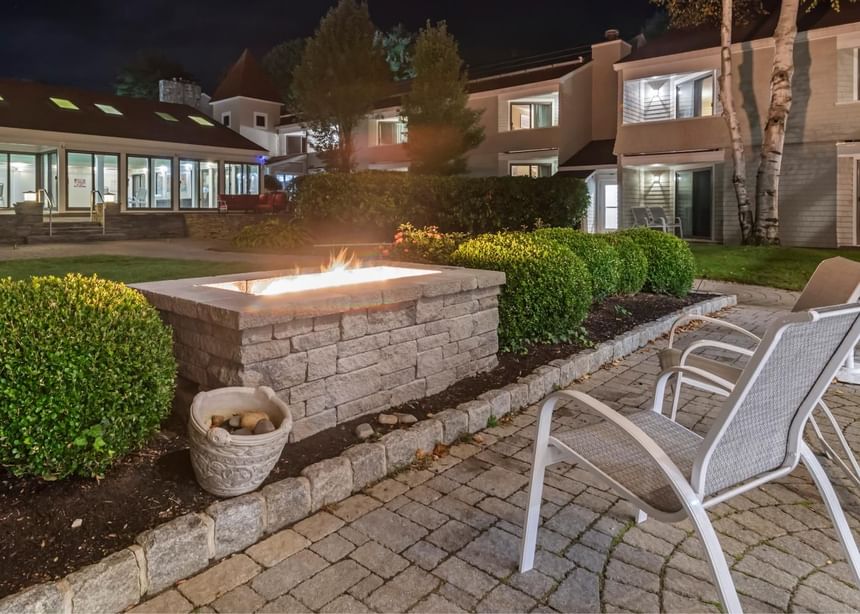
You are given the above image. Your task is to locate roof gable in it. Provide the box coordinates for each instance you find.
[212,49,282,103]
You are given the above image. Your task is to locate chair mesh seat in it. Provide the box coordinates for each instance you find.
[658,348,744,384]
[553,411,702,513]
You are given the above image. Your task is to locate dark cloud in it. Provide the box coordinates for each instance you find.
[1,0,656,93]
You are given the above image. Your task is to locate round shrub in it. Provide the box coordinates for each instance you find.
[534,227,621,301]
[0,275,176,478]
[597,233,648,295]
[449,232,592,351]
[619,228,696,296]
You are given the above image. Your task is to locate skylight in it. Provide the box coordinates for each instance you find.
[155,111,179,122]
[189,115,215,126]
[50,97,79,110]
[95,103,122,116]
[0,95,4,102]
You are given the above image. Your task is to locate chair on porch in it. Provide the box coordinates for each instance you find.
[631,206,664,230]
[659,256,860,487]
[519,303,860,614]
[647,206,684,238]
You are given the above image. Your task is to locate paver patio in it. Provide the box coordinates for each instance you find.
[134,302,860,613]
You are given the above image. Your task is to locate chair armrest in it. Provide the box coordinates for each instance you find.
[540,390,698,507]
[652,365,736,413]
[679,339,755,367]
[667,314,762,348]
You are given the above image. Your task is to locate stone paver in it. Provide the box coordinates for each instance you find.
[136,303,860,613]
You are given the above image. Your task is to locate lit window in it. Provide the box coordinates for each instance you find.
[95,103,122,116]
[510,102,553,130]
[50,97,79,110]
[510,163,553,178]
[377,121,407,145]
[155,111,178,122]
[189,115,214,126]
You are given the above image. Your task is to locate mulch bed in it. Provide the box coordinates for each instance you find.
[0,292,709,597]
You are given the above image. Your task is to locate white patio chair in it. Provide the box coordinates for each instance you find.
[519,304,860,614]
[647,205,684,237]
[661,257,860,487]
[631,206,665,231]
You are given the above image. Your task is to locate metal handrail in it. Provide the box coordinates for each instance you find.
[90,190,106,235]
[42,190,55,238]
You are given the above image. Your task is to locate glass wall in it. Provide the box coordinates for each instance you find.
[42,152,58,208]
[0,153,37,207]
[67,152,119,209]
[128,156,172,209]
[0,155,7,207]
[179,160,219,209]
[224,163,260,195]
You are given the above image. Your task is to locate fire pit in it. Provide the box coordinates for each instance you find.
[133,258,505,441]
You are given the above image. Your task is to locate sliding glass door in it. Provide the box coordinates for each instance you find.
[674,168,713,239]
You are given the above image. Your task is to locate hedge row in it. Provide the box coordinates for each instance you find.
[288,171,590,239]
[448,227,695,350]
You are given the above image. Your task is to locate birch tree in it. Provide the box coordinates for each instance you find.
[653,0,852,245]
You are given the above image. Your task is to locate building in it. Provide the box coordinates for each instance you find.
[0,78,266,221]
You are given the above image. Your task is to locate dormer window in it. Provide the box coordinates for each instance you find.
[254,112,268,128]
[222,112,231,127]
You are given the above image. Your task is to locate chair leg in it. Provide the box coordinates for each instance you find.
[809,402,860,489]
[684,500,743,614]
[519,446,547,573]
[635,509,648,524]
[800,444,860,587]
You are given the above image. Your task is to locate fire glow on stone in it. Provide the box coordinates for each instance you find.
[205,266,439,296]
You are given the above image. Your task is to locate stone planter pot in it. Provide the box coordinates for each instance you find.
[189,386,292,497]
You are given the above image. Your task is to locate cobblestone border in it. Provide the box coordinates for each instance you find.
[0,293,736,614]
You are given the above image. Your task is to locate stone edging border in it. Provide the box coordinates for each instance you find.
[0,293,737,614]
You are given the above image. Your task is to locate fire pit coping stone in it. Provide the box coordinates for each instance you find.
[0,293,737,614]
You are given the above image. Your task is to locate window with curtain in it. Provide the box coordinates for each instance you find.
[224,163,260,195]
[510,101,553,130]
[510,163,553,178]
[180,160,219,209]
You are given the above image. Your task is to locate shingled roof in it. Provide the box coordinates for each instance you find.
[212,49,282,103]
[621,2,860,64]
[0,79,266,152]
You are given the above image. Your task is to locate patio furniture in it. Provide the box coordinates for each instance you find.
[660,256,860,487]
[647,206,684,237]
[631,206,665,230]
[519,304,860,614]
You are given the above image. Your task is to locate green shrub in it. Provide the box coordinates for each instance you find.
[534,227,621,301]
[619,228,695,296]
[289,171,590,240]
[0,275,176,478]
[598,233,648,295]
[385,223,469,264]
[232,218,312,250]
[449,232,592,351]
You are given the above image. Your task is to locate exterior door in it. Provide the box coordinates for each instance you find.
[596,173,618,232]
[675,168,712,239]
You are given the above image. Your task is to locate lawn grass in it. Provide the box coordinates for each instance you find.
[0,255,260,284]
[690,244,860,291]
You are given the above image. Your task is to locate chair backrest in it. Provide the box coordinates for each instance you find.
[631,207,651,225]
[692,304,860,496]
[646,206,667,222]
[793,257,860,312]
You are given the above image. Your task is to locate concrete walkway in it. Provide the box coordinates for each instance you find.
[695,279,800,310]
[133,304,860,614]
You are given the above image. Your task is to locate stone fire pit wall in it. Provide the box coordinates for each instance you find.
[133,264,505,441]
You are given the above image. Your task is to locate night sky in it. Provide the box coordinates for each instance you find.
[2,0,658,93]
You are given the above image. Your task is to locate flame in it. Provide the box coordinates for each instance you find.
[323,248,360,274]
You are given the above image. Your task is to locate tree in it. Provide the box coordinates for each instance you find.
[115,52,195,100]
[375,24,416,80]
[401,21,484,175]
[263,39,306,109]
[292,0,391,172]
[653,0,853,245]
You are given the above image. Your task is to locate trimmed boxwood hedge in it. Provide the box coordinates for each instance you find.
[289,171,590,241]
[534,227,622,301]
[598,233,648,295]
[449,232,592,351]
[0,275,176,478]
[619,228,696,296]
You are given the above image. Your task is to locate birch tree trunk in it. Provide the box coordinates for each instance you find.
[754,0,800,245]
[719,0,754,244]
